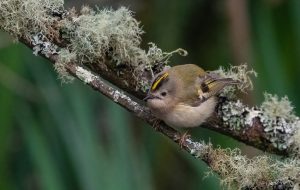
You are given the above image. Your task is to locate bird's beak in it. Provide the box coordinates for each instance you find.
[143,94,156,101]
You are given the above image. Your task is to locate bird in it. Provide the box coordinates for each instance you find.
[144,64,238,129]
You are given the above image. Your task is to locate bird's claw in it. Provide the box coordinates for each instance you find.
[175,131,191,148]
[151,118,163,131]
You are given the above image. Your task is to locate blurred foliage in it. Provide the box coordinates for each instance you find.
[0,0,300,190]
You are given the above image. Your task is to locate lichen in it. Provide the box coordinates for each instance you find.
[259,94,300,156]
[55,49,76,83]
[291,125,300,157]
[62,7,144,65]
[31,32,59,58]
[0,0,64,39]
[189,142,300,189]
[219,93,300,152]
[75,66,98,84]
[219,100,249,131]
[211,64,257,98]
[185,138,209,158]
[214,66,300,153]
[0,1,185,89]
[260,93,300,151]
[60,6,186,89]
[261,93,297,121]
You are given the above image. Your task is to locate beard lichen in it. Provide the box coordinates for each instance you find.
[200,144,300,189]
[211,64,257,99]
[60,6,187,90]
[0,0,64,40]
[61,6,144,65]
[0,0,185,90]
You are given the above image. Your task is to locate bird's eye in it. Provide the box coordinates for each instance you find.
[161,92,167,96]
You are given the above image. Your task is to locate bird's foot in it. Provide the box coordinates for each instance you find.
[150,118,163,131]
[176,131,191,148]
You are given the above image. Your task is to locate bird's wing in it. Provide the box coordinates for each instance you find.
[194,73,239,104]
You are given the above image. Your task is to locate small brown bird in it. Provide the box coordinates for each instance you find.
[144,64,238,128]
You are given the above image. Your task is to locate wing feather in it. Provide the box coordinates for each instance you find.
[198,74,239,101]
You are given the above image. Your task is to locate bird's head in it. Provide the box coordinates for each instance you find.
[144,72,177,114]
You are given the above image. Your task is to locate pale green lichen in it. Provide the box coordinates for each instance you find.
[62,7,144,65]
[211,149,300,189]
[55,49,76,83]
[0,0,184,88]
[215,65,300,153]
[211,64,257,98]
[190,143,300,189]
[219,93,300,152]
[60,6,186,88]
[0,0,64,39]
[0,0,70,80]
[262,93,297,121]
[260,93,300,151]
[219,100,249,131]
[291,125,300,157]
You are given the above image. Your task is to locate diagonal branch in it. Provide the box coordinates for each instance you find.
[22,31,299,157]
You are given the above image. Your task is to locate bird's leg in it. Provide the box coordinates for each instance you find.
[175,131,191,148]
[150,118,163,131]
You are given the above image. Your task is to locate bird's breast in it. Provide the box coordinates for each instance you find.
[162,97,217,128]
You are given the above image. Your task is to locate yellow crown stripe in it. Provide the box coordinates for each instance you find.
[151,72,169,91]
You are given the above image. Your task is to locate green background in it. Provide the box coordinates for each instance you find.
[0,0,300,189]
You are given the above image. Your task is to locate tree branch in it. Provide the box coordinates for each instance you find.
[1,0,300,189]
